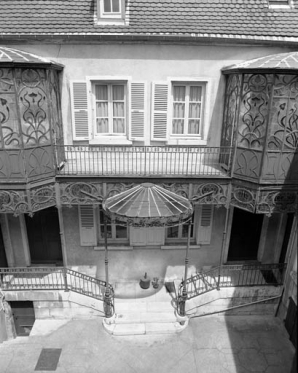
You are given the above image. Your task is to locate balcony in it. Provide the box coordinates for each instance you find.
[56,145,233,178]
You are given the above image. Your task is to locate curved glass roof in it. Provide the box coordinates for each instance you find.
[222,51,298,73]
[103,183,193,227]
[0,47,63,68]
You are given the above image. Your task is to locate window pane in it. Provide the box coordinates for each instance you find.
[189,103,201,119]
[95,85,108,100]
[96,102,108,117]
[116,225,127,238]
[113,102,124,117]
[173,86,185,101]
[97,118,109,133]
[188,120,200,134]
[173,103,185,118]
[100,223,112,238]
[167,226,179,238]
[112,0,120,12]
[190,86,202,102]
[182,223,194,238]
[104,0,111,12]
[172,119,184,134]
[112,85,124,100]
[113,119,124,133]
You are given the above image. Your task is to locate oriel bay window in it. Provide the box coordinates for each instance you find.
[94,83,126,136]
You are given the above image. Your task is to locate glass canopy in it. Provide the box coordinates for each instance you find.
[102,183,193,227]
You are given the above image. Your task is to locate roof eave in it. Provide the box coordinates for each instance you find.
[1,33,298,47]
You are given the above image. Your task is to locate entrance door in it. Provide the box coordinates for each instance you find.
[227,208,263,261]
[10,301,35,336]
[25,207,63,264]
[0,224,8,267]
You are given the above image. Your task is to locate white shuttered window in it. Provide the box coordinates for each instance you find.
[70,81,89,140]
[151,82,169,141]
[196,205,214,244]
[78,205,97,246]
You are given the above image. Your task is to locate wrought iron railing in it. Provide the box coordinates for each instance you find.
[0,267,113,303]
[179,263,287,300]
[56,145,233,177]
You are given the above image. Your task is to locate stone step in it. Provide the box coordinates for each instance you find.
[115,301,175,314]
[114,311,177,324]
[103,320,188,336]
[2,336,30,345]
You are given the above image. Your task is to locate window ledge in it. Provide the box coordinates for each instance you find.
[167,139,207,146]
[95,19,126,25]
[94,245,133,251]
[161,245,202,250]
[90,138,132,145]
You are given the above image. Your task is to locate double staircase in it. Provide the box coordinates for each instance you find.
[103,281,187,336]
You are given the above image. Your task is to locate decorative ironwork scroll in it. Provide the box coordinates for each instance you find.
[15,68,51,147]
[106,182,136,198]
[237,74,273,150]
[230,185,257,213]
[192,182,230,206]
[221,74,242,148]
[30,184,56,212]
[59,182,104,205]
[256,189,298,215]
[0,68,22,149]
[267,74,298,151]
[0,190,28,215]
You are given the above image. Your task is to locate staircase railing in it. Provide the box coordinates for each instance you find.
[0,267,114,310]
[179,263,287,301]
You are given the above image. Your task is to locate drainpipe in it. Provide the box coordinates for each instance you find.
[179,221,191,318]
[103,215,113,318]
[55,183,68,291]
[217,206,230,289]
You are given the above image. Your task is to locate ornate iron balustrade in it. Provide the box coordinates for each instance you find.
[0,267,113,304]
[179,263,287,300]
[56,145,233,177]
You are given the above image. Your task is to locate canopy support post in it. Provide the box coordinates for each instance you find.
[179,221,191,318]
[104,215,114,318]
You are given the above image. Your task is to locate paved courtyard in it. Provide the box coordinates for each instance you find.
[0,315,295,373]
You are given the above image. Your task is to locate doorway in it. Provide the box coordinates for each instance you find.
[227,208,263,261]
[0,224,8,267]
[25,207,63,264]
[10,301,35,336]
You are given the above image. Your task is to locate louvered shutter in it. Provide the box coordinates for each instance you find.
[79,205,97,246]
[70,81,90,140]
[196,205,214,244]
[151,82,169,141]
[129,82,146,140]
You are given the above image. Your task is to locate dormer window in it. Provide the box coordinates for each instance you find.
[98,0,125,20]
[268,0,292,8]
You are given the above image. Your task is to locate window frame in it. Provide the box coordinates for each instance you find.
[171,82,205,138]
[165,210,197,243]
[91,80,128,139]
[98,205,129,244]
[98,0,125,20]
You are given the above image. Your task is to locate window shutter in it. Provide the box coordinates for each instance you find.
[196,205,213,244]
[151,82,169,141]
[78,205,97,246]
[129,82,146,140]
[70,81,89,140]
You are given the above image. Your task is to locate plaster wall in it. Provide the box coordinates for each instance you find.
[62,205,226,283]
[8,44,294,146]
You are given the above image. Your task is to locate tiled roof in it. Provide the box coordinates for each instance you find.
[222,51,298,71]
[0,0,298,40]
